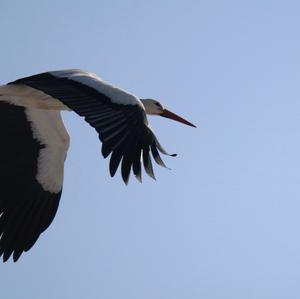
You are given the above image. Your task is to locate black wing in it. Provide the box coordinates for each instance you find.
[10,70,174,184]
[0,102,61,262]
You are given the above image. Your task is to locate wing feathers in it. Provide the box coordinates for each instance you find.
[142,146,155,180]
[10,70,176,184]
[132,148,142,182]
[150,144,166,167]
[109,145,126,177]
[121,138,138,184]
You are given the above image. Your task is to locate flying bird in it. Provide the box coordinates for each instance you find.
[0,69,195,262]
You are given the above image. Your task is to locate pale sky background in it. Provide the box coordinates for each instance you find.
[1,1,300,298]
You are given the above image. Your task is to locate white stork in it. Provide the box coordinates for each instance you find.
[0,69,195,262]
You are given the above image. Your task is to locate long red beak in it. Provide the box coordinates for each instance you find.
[160,109,196,128]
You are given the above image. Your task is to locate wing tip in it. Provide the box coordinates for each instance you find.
[134,174,142,183]
[123,175,130,185]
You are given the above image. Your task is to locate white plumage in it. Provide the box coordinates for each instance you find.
[51,69,143,106]
[25,109,69,193]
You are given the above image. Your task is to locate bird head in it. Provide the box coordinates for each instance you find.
[141,99,196,128]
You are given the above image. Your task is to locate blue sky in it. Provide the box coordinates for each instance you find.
[2,0,300,298]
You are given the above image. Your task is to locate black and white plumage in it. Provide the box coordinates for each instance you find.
[0,69,195,262]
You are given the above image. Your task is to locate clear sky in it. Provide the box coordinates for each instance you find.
[1,0,300,298]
